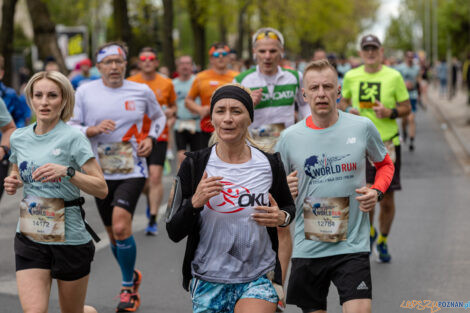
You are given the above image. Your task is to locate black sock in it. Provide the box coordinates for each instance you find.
[150,214,157,224]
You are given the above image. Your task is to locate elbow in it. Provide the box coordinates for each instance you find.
[96,184,108,200]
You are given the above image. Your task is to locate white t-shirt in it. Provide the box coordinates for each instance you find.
[192,145,276,283]
[70,79,166,180]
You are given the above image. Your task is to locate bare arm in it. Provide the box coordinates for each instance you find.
[4,164,23,195]
[0,120,16,159]
[185,96,209,117]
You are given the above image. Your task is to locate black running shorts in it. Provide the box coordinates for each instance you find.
[286,253,372,312]
[174,130,205,152]
[14,233,95,281]
[146,141,167,166]
[366,145,401,192]
[95,178,146,226]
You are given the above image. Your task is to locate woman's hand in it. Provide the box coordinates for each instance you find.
[32,163,67,183]
[191,171,223,208]
[4,173,23,195]
[251,194,286,227]
[137,137,153,157]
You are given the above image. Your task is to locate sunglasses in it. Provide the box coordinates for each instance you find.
[255,31,280,42]
[139,55,156,61]
[211,51,228,58]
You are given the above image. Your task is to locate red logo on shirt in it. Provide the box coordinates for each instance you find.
[206,181,250,213]
[125,100,136,111]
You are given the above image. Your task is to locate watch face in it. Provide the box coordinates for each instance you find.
[67,167,75,177]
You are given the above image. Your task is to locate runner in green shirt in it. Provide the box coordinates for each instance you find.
[340,34,411,263]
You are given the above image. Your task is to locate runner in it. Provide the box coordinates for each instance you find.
[128,47,177,236]
[69,41,166,312]
[4,71,107,313]
[396,51,421,151]
[166,83,295,313]
[340,34,411,263]
[235,27,308,310]
[70,58,100,90]
[277,59,394,313]
[185,43,239,147]
[172,55,204,168]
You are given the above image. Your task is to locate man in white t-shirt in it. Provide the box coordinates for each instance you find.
[69,41,166,312]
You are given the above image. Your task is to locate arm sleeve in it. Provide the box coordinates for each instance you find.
[68,88,89,136]
[370,153,394,193]
[71,132,95,167]
[166,157,201,242]
[145,87,166,139]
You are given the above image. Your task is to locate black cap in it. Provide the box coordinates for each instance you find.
[360,34,381,49]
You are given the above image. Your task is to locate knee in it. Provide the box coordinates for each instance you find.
[112,222,131,240]
[148,171,162,185]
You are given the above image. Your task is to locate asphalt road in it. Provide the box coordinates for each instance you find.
[1,104,469,313]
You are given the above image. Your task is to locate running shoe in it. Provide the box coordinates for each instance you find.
[369,227,377,254]
[133,269,142,294]
[145,222,158,236]
[276,300,285,312]
[163,159,172,176]
[116,289,140,312]
[376,242,392,263]
[166,149,175,160]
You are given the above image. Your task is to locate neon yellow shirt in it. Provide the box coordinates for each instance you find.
[342,65,409,145]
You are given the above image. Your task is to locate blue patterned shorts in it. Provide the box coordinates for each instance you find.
[189,275,279,313]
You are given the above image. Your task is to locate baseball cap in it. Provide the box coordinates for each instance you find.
[360,34,381,49]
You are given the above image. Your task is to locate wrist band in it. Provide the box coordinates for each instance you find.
[390,108,398,119]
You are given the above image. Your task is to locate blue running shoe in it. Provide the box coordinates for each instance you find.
[376,242,391,263]
[145,222,158,236]
[370,227,377,254]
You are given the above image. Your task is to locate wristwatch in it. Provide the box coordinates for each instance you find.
[280,210,291,227]
[372,188,384,202]
[389,108,399,119]
[66,166,76,178]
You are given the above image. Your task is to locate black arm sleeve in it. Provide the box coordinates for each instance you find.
[166,157,203,242]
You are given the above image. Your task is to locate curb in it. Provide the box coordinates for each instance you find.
[426,92,470,159]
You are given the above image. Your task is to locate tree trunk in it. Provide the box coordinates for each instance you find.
[162,0,175,73]
[26,0,67,74]
[187,0,206,68]
[0,0,18,86]
[113,0,134,55]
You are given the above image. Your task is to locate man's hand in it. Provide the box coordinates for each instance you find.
[355,186,378,212]
[86,119,116,137]
[137,137,153,157]
[191,171,223,208]
[198,106,211,118]
[287,170,298,200]
[372,100,391,119]
[251,88,263,107]
[348,107,360,115]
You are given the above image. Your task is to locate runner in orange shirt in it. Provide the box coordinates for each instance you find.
[185,43,239,147]
[128,47,176,235]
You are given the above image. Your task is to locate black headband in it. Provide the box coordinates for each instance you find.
[210,85,254,122]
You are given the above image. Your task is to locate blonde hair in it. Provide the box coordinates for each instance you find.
[25,71,75,122]
[208,83,273,152]
[303,59,338,83]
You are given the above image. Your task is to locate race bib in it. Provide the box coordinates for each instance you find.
[178,120,197,134]
[250,123,285,149]
[97,142,134,174]
[19,196,65,242]
[303,196,350,243]
[384,140,396,163]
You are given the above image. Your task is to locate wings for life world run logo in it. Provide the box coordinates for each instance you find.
[206,181,268,214]
[304,153,357,179]
[19,161,62,183]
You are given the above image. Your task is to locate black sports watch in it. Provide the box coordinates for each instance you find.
[389,108,399,119]
[372,188,384,202]
[66,166,76,178]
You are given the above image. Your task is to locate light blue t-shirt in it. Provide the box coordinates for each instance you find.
[275,111,387,258]
[9,121,95,245]
[173,75,201,132]
[396,63,420,100]
[0,98,12,127]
